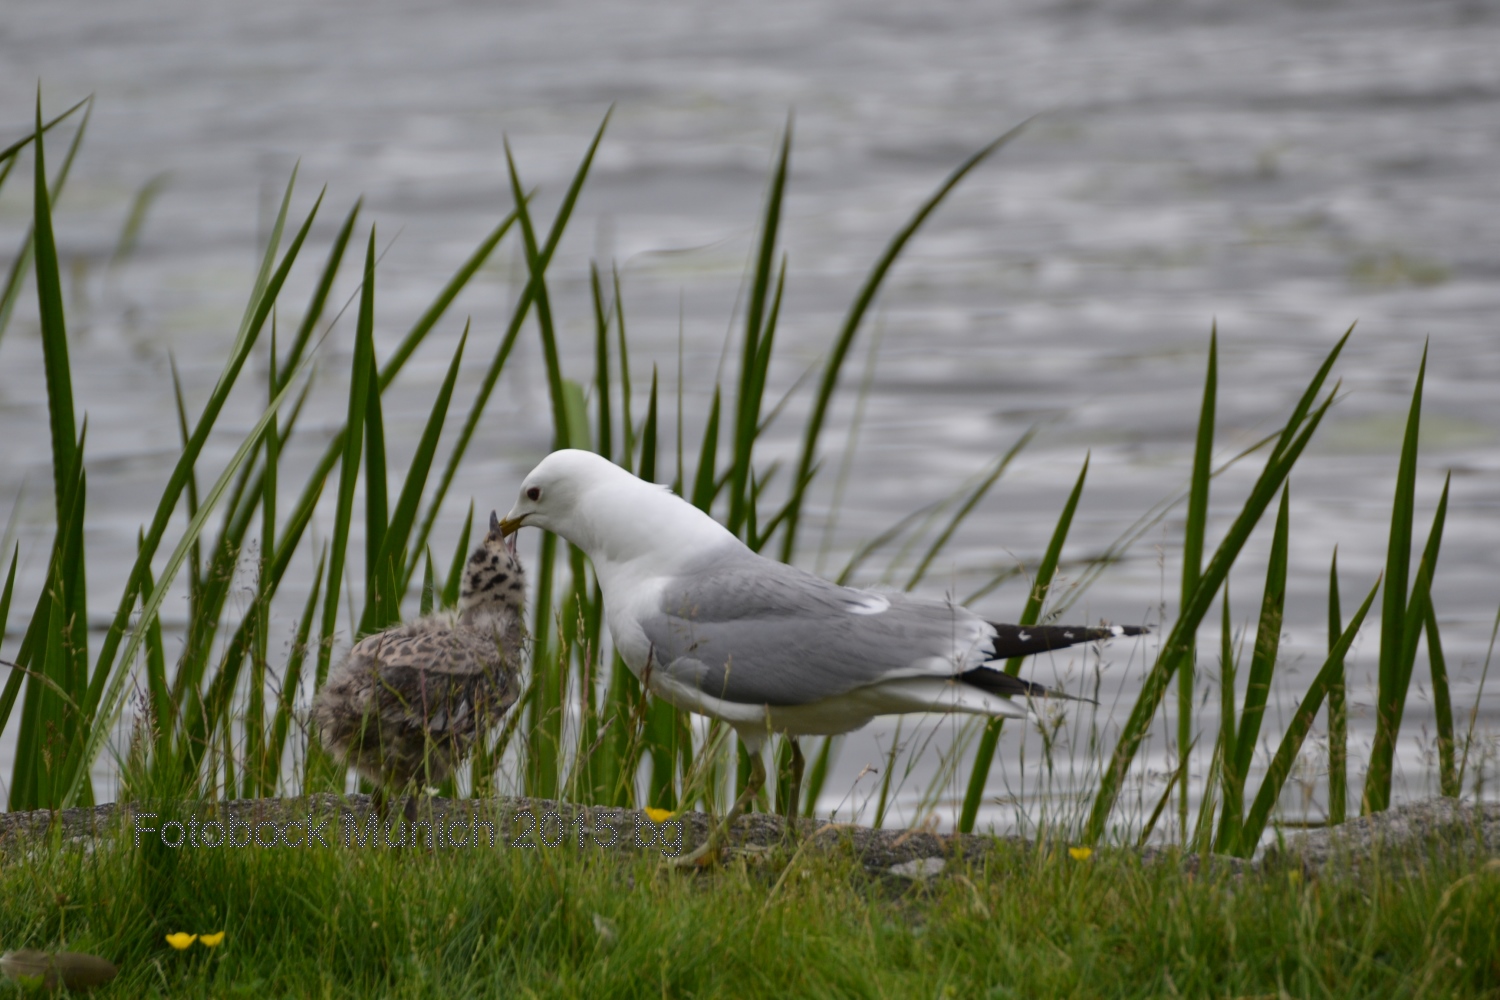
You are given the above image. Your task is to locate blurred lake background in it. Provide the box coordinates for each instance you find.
[2,0,1497,836]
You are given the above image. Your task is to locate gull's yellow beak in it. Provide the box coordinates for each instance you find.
[498,514,525,536]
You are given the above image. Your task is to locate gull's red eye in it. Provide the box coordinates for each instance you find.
[526,486,541,502]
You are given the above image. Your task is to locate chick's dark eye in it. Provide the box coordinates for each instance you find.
[526,486,541,502]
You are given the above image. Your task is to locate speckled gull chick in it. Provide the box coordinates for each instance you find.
[499,450,1143,864]
[313,512,526,818]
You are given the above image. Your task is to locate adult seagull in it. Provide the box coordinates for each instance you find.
[500,449,1143,864]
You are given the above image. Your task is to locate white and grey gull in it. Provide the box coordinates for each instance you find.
[499,450,1142,864]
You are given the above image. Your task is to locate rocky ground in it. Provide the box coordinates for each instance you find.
[2,794,1495,879]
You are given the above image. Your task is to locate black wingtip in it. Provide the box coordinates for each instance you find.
[984,622,1148,662]
[960,666,1099,705]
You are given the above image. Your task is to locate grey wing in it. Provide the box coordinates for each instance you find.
[639,547,983,706]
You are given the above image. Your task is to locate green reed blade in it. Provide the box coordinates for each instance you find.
[86,175,322,718]
[525,530,561,799]
[1215,486,1291,852]
[691,387,722,512]
[242,553,270,797]
[281,199,360,394]
[2,101,92,351]
[1240,577,1379,855]
[61,350,316,808]
[728,120,791,536]
[640,368,659,480]
[801,736,836,818]
[136,530,170,753]
[0,542,14,648]
[779,120,1031,561]
[420,549,436,617]
[588,263,615,463]
[1233,487,1291,780]
[315,228,377,693]
[168,357,204,597]
[0,230,34,346]
[1425,590,1456,797]
[906,428,1035,592]
[1365,345,1428,814]
[262,321,281,579]
[377,225,507,395]
[505,142,570,447]
[1326,549,1347,824]
[1084,331,1348,844]
[443,503,474,609]
[1212,582,1237,839]
[612,266,635,466]
[563,378,591,451]
[175,351,322,758]
[1368,474,1449,811]
[1136,734,1197,849]
[1178,327,1216,836]
[4,425,85,808]
[363,327,390,627]
[0,545,21,744]
[1457,608,1498,792]
[957,453,1089,833]
[0,95,90,165]
[835,500,943,587]
[266,546,326,793]
[409,118,605,570]
[1420,485,1455,800]
[361,323,468,628]
[108,172,169,268]
[31,92,79,526]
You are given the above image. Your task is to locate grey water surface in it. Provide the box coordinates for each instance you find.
[1,0,1497,838]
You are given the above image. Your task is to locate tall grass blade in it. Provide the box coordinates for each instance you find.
[1457,608,1498,792]
[1178,328,1216,836]
[1425,591,1456,797]
[108,172,169,267]
[1240,578,1379,853]
[265,548,327,794]
[905,429,1034,591]
[1364,345,1428,814]
[0,96,90,165]
[0,97,92,347]
[410,117,606,570]
[780,120,1031,561]
[957,454,1088,833]
[443,504,474,608]
[591,264,614,462]
[363,324,469,630]
[86,175,321,723]
[64,358,313,806]
[691,388,722,512]
[31,93,79,526]
[362,318,390,630]
[1326,549,1348,825]
[1215,485,1291,851]
[728,119,791,536]
[1084,330,1349,844]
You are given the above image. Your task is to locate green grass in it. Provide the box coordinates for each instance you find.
[2,819,1498,997]
[0,89,1485,863]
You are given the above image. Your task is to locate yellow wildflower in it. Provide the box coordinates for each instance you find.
[1068,846,1093,861]
[164,933,196,950]
[199,932,225,948]
[643,807,673,824]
